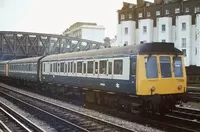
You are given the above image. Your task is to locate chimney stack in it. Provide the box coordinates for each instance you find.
[137,0,144,6]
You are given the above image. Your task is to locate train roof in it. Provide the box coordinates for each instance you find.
[9,56,42,63]
[41,42,183,61]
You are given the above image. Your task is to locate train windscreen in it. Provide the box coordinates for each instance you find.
[160,56,172,78]
[173,57,183,78]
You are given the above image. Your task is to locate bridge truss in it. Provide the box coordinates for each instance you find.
[0,31,104,60]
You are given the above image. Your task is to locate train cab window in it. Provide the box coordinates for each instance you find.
[99,60,107,74]
[145,56,158,78]
[173,57,183,77]
[108,62,112,75]
[95,62,98,74]
[83,63,86,74]
[87,61,93,74]
[77,61,82,73]
[160,56,172,78]
[114,60,123,75]
[60,62,64,72]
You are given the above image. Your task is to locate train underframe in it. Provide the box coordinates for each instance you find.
[1,78,188,116]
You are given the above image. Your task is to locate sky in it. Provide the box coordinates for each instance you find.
[0,0,153,38]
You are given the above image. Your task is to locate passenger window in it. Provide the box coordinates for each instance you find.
[43,63,45,72]
[95,62,98,74]
[99,60,107,74]
[68,62,70,73]
[65,63,68,73]
[50,64,52,72]
[108,62,112,75]
[57,63,60,72]
[173,57,183,77]
[74,63,76,73]
[71,62,73,73]
[145,56,158,78]
[60,63,64,72]
[114,60,123,75]
[77,62,82,73]
[160,56,172,78]
[83,63,86,74]
[87,61,93,74]
[130,61,136,76]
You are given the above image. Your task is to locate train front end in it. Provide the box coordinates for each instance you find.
[135,43,187,114]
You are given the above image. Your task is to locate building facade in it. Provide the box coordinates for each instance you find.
[117,0,200,66]
[63,22,105,43]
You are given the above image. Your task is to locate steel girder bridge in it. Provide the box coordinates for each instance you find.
[0,31,104,60]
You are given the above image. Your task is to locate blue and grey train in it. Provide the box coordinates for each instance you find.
[0,42,187,114]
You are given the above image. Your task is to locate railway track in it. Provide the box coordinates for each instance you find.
[0,87,136,132]
[0,101,44,132]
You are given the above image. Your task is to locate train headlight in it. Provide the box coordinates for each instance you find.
[151,86,155,92]
[178,85,182,90]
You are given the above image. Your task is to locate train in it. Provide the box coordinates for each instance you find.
[0,42,188,115]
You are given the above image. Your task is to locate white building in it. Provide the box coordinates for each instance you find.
[117,0,200,66]
[63,22,105,43]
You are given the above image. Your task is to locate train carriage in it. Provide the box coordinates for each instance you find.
[8,57,42,82]
[40,42,187,113]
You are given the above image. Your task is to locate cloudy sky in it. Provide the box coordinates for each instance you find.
[0,0,153,38]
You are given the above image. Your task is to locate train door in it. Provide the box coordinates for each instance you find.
[130,55,137,93]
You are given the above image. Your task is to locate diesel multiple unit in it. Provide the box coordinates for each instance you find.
[0,42,187,115]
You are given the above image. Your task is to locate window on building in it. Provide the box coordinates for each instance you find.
[121,14,125,20]
[99,60,107,74]
[77,61,82,73]
[175,8,180,13]
[182,23,186,30]
[185,7,189,13]
[114,60,123,75]
[129,13,132,19]
[147,12,151,17]
[156,11,160,16]
[165,9,169,14]
[87,61,93,74]
[143,26,147,33]
[124,41,128,46]
[162,39,166,42]
[125,27,128,35]
[182,49,187,56]
[138,13,143,18]
[182,38,186,47]
[129,4,133,8]
[162,24,166,32]
[195,7,200,13]
[146,3,150,6]
[195,48,198,55]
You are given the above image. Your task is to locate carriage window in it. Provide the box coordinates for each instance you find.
[50,64,52,72]
[77,62,82,73]
[83,63,86,74]
[71,62,73,73]
[108,62,112,74]
[43,63,45,72]
[87,61,93,74]
[68,62,71,73]
[160,56,172,78]
[74,63,76,73]
[99,60,107,74]
[95,62,98,74]
[60,62,64,72]
[57,63,60,72]
[65,63,67,73]
[173,57,183,77]
[114,60,123,75]
[145,56,158,78]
